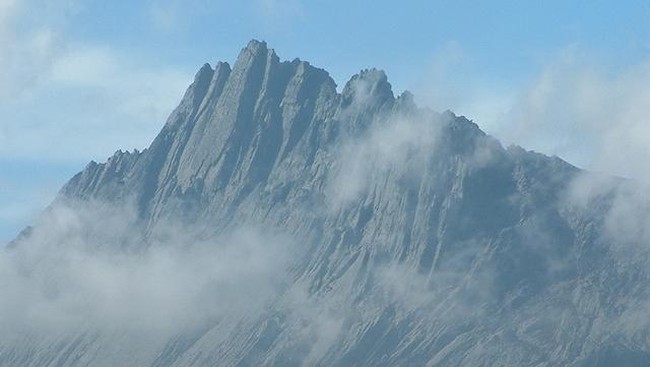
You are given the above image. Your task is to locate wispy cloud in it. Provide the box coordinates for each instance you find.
[412,42,516,138]
[0,0,193,162]
[414,45,650,185]
[327,109,441,207]
[0,44,191,161]
[327,76,443,207]
[0,0,62,99]
[49,44,191,124]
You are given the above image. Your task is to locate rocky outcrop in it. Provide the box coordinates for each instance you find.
[5,40,650,367]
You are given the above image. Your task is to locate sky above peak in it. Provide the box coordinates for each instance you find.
[2,0,650,242]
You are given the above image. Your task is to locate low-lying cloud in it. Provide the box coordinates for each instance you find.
[327,104,442,207]
[0,200,297,340]
[420,47,650,184]
[502,53,650,183]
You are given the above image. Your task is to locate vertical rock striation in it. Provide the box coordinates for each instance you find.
[5,40,650,367]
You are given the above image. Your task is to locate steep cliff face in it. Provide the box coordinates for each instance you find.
[4,40,650,366]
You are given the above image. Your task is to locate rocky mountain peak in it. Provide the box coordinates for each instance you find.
[342,68,394,106]
[6,40,646,367]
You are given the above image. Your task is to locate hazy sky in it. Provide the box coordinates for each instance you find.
[1,0,650,242]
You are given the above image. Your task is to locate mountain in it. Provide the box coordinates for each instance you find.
[2,40,650,366]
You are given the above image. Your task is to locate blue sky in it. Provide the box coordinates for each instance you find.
[2,0,650,242]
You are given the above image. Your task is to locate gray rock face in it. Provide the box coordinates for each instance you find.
[4,40,650,366]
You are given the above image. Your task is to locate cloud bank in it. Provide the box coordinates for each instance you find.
[416,46,650,184]
[0,200,297,341]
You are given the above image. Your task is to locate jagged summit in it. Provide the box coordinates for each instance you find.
[4,40,646,367]
[60,40,496,222]
[188,41,399,124]
[243,38,270,53]
[57,39,563,227]
[342,68,394,103]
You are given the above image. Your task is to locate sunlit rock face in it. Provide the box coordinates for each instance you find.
[3,40,650,367]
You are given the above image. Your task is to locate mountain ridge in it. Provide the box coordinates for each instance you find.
[3,40,650,367]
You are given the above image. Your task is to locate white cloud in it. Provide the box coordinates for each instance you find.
[567,172,650,253]
[562,171,650,341]
[0,200,297,338]
[434,48,650,184]
[0,0,193,162]
[412,42,517,138]
[49,44,191,122]
[412,41,467,111]
[0,0,73,100]
[328,110,441,207]
[0,44,192,161]
[327,76,444,207]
